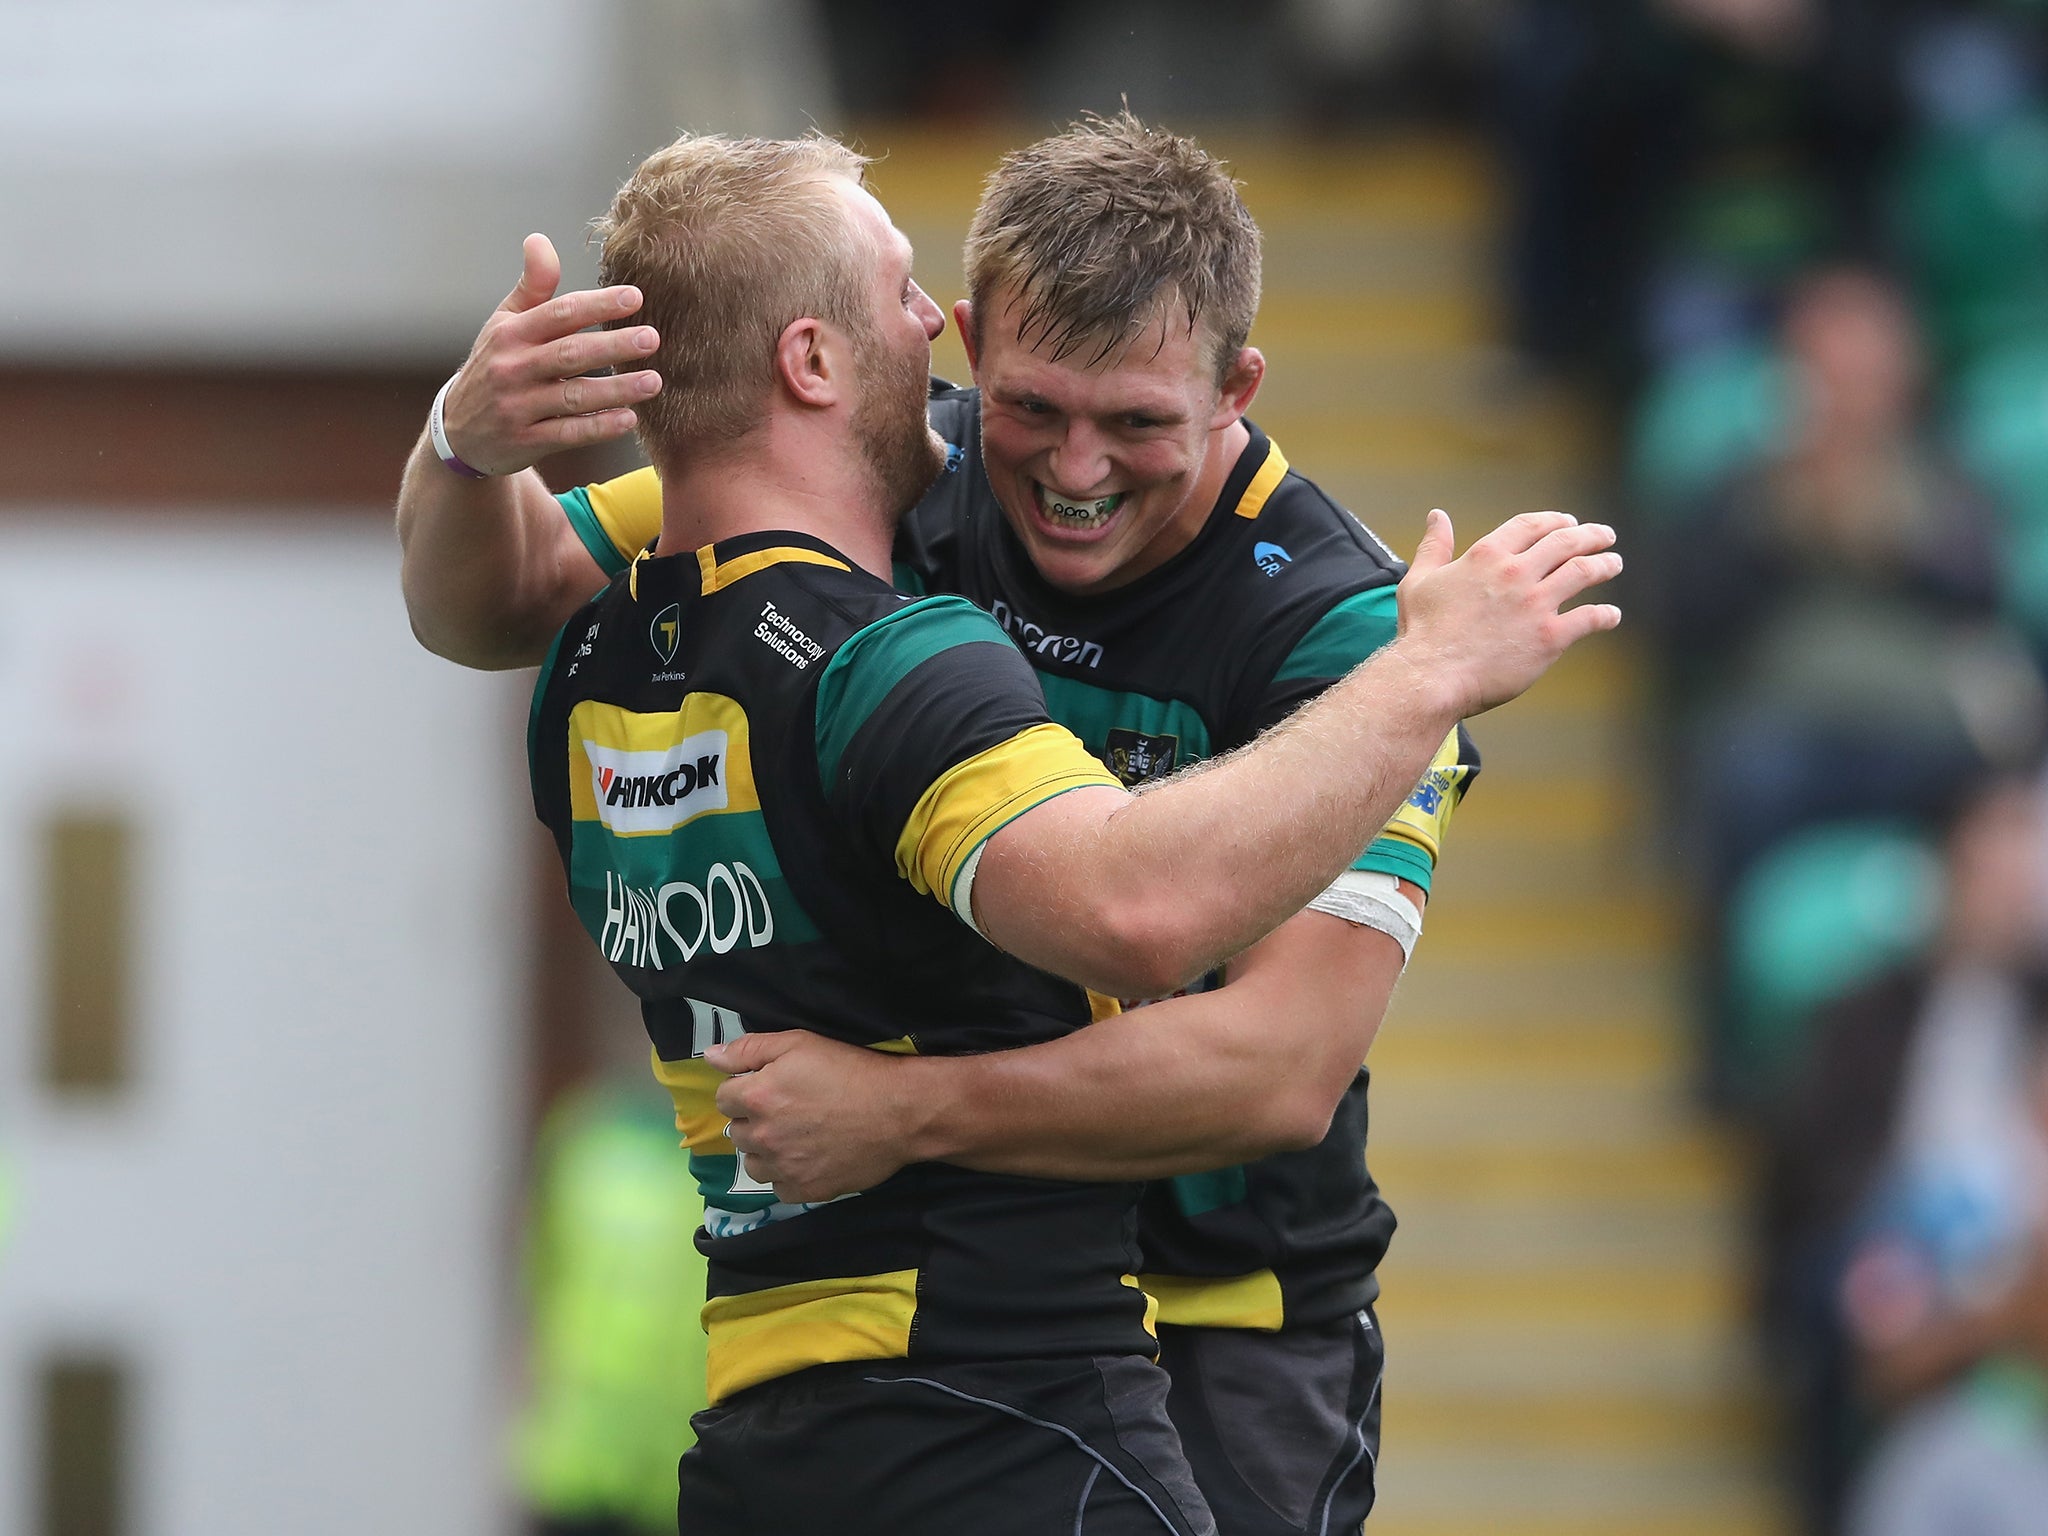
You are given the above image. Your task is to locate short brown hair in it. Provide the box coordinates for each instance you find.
[963,111,1262,381]
[595,133,873,461]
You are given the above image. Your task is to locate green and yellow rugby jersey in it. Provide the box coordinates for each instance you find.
[557,386,1479,1333]
[528,529,1144,1406]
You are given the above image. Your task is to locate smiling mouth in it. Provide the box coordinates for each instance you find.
[1032,482,1127,531]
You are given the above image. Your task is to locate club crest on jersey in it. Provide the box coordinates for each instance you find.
[1106,728,1179,787]
[1254,542,1293,578]
[651,603,681,664]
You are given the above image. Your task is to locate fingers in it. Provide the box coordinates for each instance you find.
[1546,601,1624,650]
[1536,547,1625,609]
[505,283,646,347]
[1519,519,1616,577]
[1407,508,1455,578]
[537,324,661,385]
[1471,509,1579,559]
[499,233,562,316]
[707,1032,795,1077]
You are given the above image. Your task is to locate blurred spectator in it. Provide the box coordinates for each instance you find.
[1497,0,1912,389]
[1761,774,2048,1534]
[515,1076,708,1536]
[1839,935,2048,1535]
[1646,265,2041,1094]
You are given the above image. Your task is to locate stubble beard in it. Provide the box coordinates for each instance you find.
[855,329,948,516]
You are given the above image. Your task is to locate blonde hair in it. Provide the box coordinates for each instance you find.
[963,111,1262,382]
[595,133,874,460]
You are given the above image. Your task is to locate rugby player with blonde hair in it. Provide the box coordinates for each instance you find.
[404,116,1616,1534]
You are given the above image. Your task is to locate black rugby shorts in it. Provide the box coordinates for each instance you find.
[1155,1307,1384,1536]
[675,1354,1217,1536]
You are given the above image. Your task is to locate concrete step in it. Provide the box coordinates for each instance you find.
[1387,1387,1773,1458]
[1371,1015,1689,1082]
[1370,1133,1741,1206]
[1386,1193,1746,1283]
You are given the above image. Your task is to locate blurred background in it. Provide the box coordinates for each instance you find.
[5,2,2048,1533]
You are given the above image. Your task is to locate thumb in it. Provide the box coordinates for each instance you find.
[1408,508,1456,579]
[704,1032,794,1077]
[501,232,561,315]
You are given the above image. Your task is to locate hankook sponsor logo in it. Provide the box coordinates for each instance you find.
[598,864,775,970]
[586,729,728,834]
[986,598,1103,668]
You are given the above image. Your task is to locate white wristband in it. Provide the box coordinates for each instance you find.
[428,373,489,479]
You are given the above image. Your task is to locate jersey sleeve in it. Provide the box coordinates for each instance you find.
[1252,585,1480,895]
[557,466,664,577]
[813,596,1121,924]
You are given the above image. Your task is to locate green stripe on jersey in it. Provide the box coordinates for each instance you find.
[566,809,821,970]
[1170,1165,1249,1218]
[559,486,633,579]
[1035,673,1213,764]
[1271,586,1398,683]
[814,596,1013,783]
[1356,834,1436,893]
[528,618,573,779]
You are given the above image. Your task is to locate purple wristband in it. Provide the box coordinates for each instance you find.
[429,373,489,479]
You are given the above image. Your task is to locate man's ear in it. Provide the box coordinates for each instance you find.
[774,316,843,408]
[1210,346,1265,430]
[953,299,980,375]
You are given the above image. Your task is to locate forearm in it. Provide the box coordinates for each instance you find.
[395,433,584,668]
[907,915,1401,1181]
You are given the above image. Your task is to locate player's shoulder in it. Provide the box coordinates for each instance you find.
[1238,447,1405,593]
[1191,434,1403,641]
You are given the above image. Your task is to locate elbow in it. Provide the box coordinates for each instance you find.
[1082,897,1212,1002]
[1248,1085,1339,1157]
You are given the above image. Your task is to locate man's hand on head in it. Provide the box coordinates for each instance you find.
[1392,508,1622,719]
[439,233,665,476]
[708,1031,934,1204]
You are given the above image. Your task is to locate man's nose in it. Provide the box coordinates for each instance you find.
[911,283,944,340]
[1047,424,1111,494]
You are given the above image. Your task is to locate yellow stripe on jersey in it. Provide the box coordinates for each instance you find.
[702,1269,919,1403]
[650,1052,738,1156]
[567,692,761,834]
[1121,1273,1161,1339]
[892,722,1122,908]
[1231,441,1291,520]
[1378,727,1470,863]
[1087,990,1123,1023]
[1136,1268,1286,1331]
[585,466,664,561]
[651,1036,922,1156]
[697,543,852,594]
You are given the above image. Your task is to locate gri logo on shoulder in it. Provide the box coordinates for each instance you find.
[587,729,728,834]
[1254,542,1292,577]
[986,597,1103,668]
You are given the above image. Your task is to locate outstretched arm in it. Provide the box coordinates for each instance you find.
[713,902,1409,1200]
[967,508,1618,999]
[396,234,663,668]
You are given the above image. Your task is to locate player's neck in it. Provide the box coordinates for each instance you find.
[654,417,894,580]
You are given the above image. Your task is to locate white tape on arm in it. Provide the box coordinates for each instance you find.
[950,840,989,936]
[1305,869,1424,962]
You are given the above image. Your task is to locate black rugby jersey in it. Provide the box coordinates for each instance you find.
[528,529,1148,1405]
[558,386,1480,1332]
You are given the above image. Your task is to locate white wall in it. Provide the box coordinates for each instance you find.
[0,517,528,1536]
[0,0,836,365]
